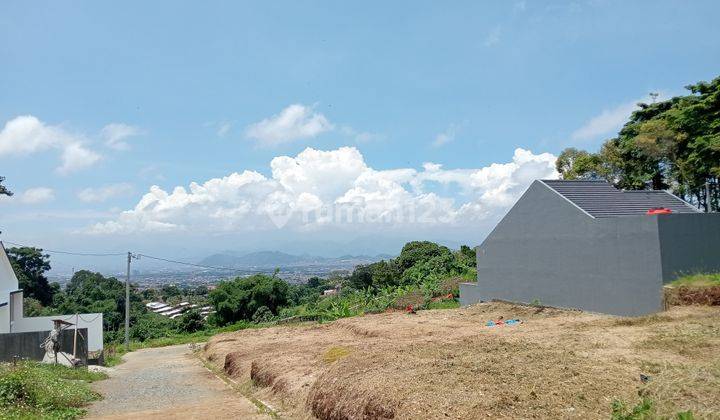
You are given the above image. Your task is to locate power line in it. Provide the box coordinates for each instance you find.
[2,240,126,257]
[3,239,243,271]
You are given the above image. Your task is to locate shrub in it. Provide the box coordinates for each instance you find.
[209,274,289,325]
[177,309,205,333]
[0,362,105,419]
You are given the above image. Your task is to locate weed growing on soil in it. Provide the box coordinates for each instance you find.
[0,362,106,419]
[323,347,351,364]
[670,273,720,288]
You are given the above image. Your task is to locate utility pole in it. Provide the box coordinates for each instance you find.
[124,252,139,351]
[125,252,131,351]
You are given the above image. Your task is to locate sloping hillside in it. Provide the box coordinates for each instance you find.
[203,302,720,419]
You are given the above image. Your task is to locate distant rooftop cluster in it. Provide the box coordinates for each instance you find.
[145,301,214,320]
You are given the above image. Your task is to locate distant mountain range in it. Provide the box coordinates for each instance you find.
[198,250,394,268]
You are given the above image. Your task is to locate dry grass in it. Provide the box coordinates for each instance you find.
[203,302,720,419]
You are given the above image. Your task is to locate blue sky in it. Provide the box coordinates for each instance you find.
[1,1,719,272]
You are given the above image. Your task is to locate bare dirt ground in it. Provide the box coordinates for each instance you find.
[86,344,270,419]
[204,302,720,419]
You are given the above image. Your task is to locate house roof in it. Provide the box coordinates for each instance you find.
[540,180,700,218]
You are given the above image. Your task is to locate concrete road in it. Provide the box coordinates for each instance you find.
[86,344,269,419]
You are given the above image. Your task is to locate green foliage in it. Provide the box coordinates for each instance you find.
[177,309,205,333]
[557,75,720,211]
[53,270,144,336]
[7,247,55,306]
[611,398,694,420]
[160,284,182,301]
[611,398,656,420]
[396,241,450,272]
[0,176,12,196]
[130,312,177,341]
[670,272,720,287]
[251,306,275,323]
[0,362,105,419]
[209,274,289,325]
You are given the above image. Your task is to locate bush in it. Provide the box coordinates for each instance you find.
[130,312,177,341]
[209,274,290,325]
[0,362,105,419]
[252,306,275,323]
[177,309,205,333]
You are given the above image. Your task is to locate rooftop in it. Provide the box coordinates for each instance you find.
[540,180,699,218]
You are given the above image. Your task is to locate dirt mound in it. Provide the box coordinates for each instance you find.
[204,302,720,419]
[665,286,720,306]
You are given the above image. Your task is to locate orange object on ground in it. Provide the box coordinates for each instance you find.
[646,207,672,215]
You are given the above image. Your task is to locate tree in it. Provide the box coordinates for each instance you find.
[161,284,182,301]
[177,309,204,333]
[208,274,289,325]
[57,270,144,334]
[396,241,451,273]
[557,75,720,211]
[7,247,55,306]
[0,176,11,196]
[556,148,604,180]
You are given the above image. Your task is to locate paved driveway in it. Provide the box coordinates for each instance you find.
[86,344,269,419]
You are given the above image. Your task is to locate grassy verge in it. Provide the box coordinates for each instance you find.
[669,272,720,288]
[105,279,463,366]
[104,320,275,366]
[0,362,107,419]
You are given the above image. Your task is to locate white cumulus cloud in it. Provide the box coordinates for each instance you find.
[101,123,142,151]
[20,187,55,204]
[571,93,667,143]
[85,146,558,235]
[0,115,103,174]
[245,104,333,146]
[77,183,134,202]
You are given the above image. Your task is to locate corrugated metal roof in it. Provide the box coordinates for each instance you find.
[541,180,699,218]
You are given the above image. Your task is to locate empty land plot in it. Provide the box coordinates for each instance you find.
[204,302,720,419]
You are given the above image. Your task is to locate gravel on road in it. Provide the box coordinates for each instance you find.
[85,344,269,419]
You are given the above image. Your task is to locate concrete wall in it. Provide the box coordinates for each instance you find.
[658,213,720,281]
[0,304,8,334]
[0,242,19,291]
[9,291,104,352]
[461,181,664,316]
[0,328,88,364]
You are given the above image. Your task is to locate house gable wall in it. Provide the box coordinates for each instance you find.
[462,181,664,316]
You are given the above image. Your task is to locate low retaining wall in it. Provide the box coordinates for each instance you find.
[0,328,88,365]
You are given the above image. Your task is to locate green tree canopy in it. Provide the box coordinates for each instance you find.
[7,247,56,306]
[0,176,11,196]
[557,75,720,211]
[208,274,289,325]
[54,270,144,333]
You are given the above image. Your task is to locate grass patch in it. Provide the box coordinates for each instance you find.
[105,320,273,366]
[670,273,720,288]
[425,299,460,310]
[0,362,106,419]
[323,346,352,364]
[612,314,674,327]
[639,324,720,357]
[640,361,719,418]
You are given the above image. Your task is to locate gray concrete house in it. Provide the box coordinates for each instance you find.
[460,180,720,316]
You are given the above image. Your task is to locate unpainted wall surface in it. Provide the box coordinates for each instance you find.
[463,181,664,316]
[9,291,104,352]
[0,328,88,364]
[658,213,720,281]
